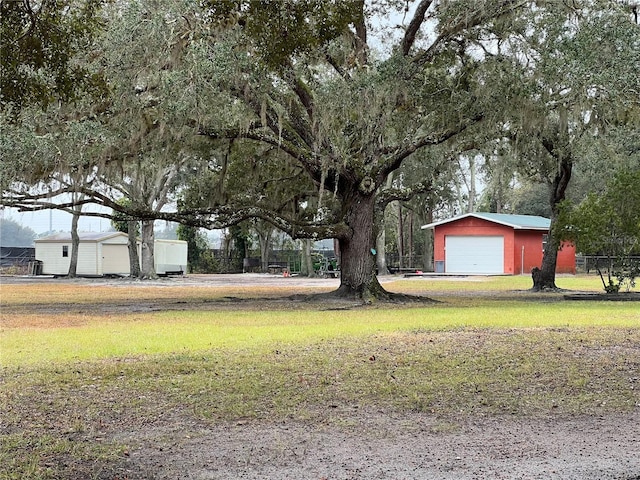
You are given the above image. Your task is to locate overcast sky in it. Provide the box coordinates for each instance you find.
[3,206,110,234]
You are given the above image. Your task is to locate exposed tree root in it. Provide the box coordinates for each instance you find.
[528,286,566,293]
[294,286,439,306]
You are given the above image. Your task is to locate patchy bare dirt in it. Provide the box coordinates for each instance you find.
[3,274,640,480]
[1,273,438,317]
[110,411,640,480]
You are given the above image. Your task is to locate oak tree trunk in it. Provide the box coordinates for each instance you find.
[407,210,414,268]
[256,225,273,272]
[533,152,572,291]
[140,219,157,279]
[301,238,315,277]
[532,225,561,291]
[376,226,389,275]
[397,202,404,269]
[127,219,141,278]
[334,193,388,302]
[420,207,434,272]
[67,209,80,278]
[258,234,269,273]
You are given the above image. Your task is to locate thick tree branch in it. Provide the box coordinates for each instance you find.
[540,134,573,208]
[198,125,330,190]
[324,52,351,80]
[413,0,526,66]
[4,182,350,240]
[375,180,436,211]
[168,204,351,241]
[282,62,315,122]
[226,80,314,152]
[401,0,434,56]
[353,0,368,65]
[199,125,304,162]
[2,183,124,218]
[376,112,483,182]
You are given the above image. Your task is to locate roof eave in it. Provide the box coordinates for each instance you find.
[421,213,550,231]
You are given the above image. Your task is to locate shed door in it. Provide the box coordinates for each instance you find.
[102,244,130,275]
[445,236,504,274]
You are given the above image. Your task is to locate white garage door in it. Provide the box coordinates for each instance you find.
[445,236,504,274]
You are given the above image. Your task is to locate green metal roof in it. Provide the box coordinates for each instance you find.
[421,212,551,230]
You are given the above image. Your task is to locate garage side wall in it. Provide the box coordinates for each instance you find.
[513,231,575,274]
[433,218,515,274]
[513,230,545,275]
[556,242,577,274]
[36,242,67,275]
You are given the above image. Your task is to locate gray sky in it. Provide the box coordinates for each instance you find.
[3,206,110,235]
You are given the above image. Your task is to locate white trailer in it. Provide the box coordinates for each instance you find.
[153,239,188,275]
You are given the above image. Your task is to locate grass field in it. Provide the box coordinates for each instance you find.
[1,275,639,479]
[2,295,640,366]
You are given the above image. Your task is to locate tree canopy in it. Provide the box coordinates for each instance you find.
[0,0,106,113]
[162,0,531,299]
[0,217,36,247]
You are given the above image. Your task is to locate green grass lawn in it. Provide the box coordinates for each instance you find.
[2,300,639,366]
[1,276,639,480]
[387,274,607,293]
[2,274,636,367]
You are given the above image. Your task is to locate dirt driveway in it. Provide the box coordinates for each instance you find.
[1,271,491,288]
[106,409,640,480]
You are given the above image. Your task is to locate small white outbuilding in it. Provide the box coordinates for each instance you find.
[35,232,130,276]
[34,232,188,276]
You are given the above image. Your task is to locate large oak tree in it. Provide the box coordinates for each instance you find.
[172,0,528,301]
[4,0,636,300]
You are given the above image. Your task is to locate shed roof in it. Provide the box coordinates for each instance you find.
[421,212,550,231]
[35,232,128,243]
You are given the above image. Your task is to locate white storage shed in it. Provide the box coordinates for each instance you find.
[35,232,130,276]
[35,232,188,276]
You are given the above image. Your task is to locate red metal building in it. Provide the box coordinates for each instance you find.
[421,213,576,275]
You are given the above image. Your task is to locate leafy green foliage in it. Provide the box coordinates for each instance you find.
[203,0,359,68]
[110,199,136,234]
[508,182,552,217]
[176,224,217,273]
[490,1,640,290]
[0,0,107,112]
[557,170,640,292]
[228,223,251,272]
